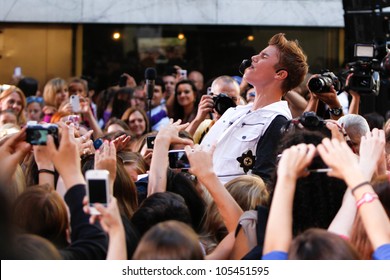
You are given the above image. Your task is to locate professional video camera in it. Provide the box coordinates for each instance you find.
[345,44,382,96]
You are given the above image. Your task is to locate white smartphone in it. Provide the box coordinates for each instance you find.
[14,66,22,77]
[85,169,110,215]
[70,95,81,113]
[179,69,187,79]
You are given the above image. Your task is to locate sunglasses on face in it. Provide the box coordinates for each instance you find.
[26,96,44,105]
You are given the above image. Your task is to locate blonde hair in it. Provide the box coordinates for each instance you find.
[226,175,269,209]
[200,174,269,253]
[43,78,67,108]
[0,86,26,124]
[7,165,26,203]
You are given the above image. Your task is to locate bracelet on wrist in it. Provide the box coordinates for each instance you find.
[351,181,370,195]
[356,192,378,209]
[38,169,56,175]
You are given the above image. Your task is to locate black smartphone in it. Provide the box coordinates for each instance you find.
[146,136,156,149]
[168,150,190,170]
[119,75,127,87]
[26,124,59,146]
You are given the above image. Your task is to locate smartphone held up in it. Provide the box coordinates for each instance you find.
[70,95,81,113]
[168,149,191,170]
[86,169,110,215]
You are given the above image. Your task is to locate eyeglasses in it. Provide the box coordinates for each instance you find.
[26,96,44,105]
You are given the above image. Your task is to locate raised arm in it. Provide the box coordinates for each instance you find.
[94,140,117,194]
[305,75,343,120]
[304,92,320,114]
[81,97,103,139]
[284,90,308,118]
[93,197,126,260]
[46,123,108,259]
[33,145,55,188]
[147,119,193,196]
[347,90,360,115]
[185,144,243,233]
[263,143,316,256]
[185,94,214,137]
[327,189,357,237]
[318,134,390,255]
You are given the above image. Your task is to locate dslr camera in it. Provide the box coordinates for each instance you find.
[308,71,341,94]
[281,111,326,134]
[298,111,326,129]
[345,44,381,96]
[212,93,237,115]
[26,123,59,145]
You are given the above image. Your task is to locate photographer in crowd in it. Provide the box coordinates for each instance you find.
[186,75,241,144]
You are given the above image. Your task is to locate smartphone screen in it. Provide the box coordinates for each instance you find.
[179,69,187,79]
[26,128,48,145]
[146,136,156,149]
[86,170,110,215]
[168,150,190,170]
[88,179,108,206]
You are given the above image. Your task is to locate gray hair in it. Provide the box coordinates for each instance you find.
[337,114,370,140]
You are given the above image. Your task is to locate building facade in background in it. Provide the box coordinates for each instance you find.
[0,0,345,91]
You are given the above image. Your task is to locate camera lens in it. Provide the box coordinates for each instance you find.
[308,77,325,93]
[308,76,334,93]
[213,94,236,115]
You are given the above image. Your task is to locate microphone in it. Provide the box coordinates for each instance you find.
[239,59,252,75]
[145,68,156,100]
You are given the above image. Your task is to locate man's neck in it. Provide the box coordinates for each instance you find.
[251,86,283,111]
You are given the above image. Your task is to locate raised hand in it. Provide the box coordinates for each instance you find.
[185,143,215,180]
[317,138,359,183]
[85,196,127,260]
[0,128,31,183]
[359,128,386,180]
[325,120,345,142]
[147,119,193,196]
[46,123,85,188]
[95,140,117,192]
[111,134,131,152]
[155,119,193,147]
[195,95,214,122]
[76,130,95,156]
[277,143,316,181]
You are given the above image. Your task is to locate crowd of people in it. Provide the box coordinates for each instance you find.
[0,33,390,260]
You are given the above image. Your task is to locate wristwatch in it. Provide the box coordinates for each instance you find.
[329,107,343,116]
